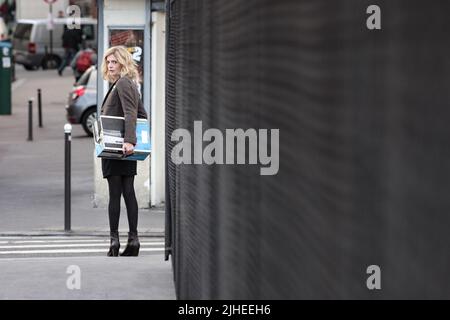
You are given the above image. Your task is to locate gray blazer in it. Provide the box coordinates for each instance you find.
[101,76,148,145]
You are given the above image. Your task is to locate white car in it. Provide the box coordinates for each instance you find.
[13,18,97,70]
[0,17,8,41]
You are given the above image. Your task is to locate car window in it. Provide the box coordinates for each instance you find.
[13,23,32,40]
[87,69,97,88]
[76,68,92,86]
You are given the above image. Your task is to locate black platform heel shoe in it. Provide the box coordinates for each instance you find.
[120,231,140,256]
[107,231,120,257]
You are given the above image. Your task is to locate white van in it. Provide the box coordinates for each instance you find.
[0,17,8,41]
[13,18,97,70]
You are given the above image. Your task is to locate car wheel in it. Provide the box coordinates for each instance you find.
[81,108,97,137]
[41,54,61,70]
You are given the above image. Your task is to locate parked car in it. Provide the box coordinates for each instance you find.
[0,17,8,41]
[12,18,97,70]
[66,66,97,136]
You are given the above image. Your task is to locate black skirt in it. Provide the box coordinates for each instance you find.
[102,158,137,178]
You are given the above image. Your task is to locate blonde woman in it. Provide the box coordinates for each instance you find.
[100,46,148,257]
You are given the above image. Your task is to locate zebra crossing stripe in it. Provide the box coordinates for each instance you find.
[0,236,166,257]
[0,248,165,255]
[0,242,165,249]
[0,236,109,240]
[9,239,164,244]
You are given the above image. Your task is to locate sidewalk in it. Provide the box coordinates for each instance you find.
[0,65,175,300]
[0,255,175,299]
[0,65,164,235]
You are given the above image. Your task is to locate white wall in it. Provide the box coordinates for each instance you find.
[103,0,145,25]
[151,11,166,206]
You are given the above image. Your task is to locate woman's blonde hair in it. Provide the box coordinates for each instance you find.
[101,46,139,82]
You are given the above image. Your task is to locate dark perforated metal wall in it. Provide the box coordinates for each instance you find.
[165,0,450,299]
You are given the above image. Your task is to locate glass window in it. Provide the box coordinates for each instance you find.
[87,68,97,88]
[82,24,94,41]
[109,28,144,99]
[76,67,92,86]
[13,23,32,40]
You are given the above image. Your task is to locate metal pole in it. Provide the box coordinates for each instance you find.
[146,0,152,206]
[27,98,33,141]
[38,89,43,128]
[64,124,72,231]
[49,3,53,55]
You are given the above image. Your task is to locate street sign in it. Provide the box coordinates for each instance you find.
[43,0,57,53]
[47,12,54,30]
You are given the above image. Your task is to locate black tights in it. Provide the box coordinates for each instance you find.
[107,175,138,233]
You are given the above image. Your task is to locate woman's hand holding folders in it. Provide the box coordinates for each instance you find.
[122,142,134,156]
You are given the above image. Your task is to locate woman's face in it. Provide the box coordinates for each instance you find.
[106,54,121,79]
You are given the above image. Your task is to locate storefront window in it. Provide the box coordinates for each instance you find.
[109,28,144,98]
